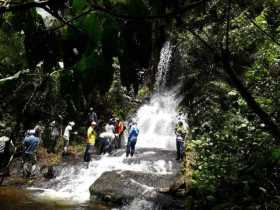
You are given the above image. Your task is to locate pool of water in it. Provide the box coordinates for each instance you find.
[0,187,112,210]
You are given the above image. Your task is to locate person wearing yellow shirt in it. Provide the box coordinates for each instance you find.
[84,121,97,162]
[175,121,188,161]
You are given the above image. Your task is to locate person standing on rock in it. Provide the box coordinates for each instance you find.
[22,126,41,177]
[114,118,125,149]
[98,130,116,155]
[126,119,139,157]
[84,121,97,162]
[63,121,75,154]
[0,136,14,168]
[88,107,98,126]
[175,121,188,161]
[105,118,116,149]
[105,118,115,134]
[49,120,60,153]
[0,134,15,181]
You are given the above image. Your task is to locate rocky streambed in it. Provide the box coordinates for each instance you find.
[2,147,189,210]
[89,148,188,209]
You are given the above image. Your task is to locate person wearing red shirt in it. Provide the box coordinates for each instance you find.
[114,118,125,149]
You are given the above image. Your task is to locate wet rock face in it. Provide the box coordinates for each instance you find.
[90,170,175,203]
[90,170,186,209]
[89,148,184,208]
[112,148,180,173]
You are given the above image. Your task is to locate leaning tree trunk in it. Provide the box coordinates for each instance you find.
[222,51,280,142]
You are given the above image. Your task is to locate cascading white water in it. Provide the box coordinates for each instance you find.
[113,199,154,210]
[136,41,181,150]
[136,90,180,150]
[30,41,185,208]
[31,153,174,203]
[155,41,173,90]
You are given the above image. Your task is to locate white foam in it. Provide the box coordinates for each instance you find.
[136,91,181,150]
[112,199,154,210]
[30,154,173,203]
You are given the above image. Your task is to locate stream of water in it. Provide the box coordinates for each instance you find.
[0,41,186,210]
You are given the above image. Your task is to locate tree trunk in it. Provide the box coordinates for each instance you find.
[223,51,280,141]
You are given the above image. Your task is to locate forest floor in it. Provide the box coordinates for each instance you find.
[2,144,85,187]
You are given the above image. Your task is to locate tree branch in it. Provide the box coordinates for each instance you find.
[0,0,51,13]
[88,0,209,21]
[41,6,86,34]
[38,0,208,34]
[0,0,208,21]
[48,8,93,32]
[0,0,209,36]
[0,69,30,84]
[245,13,280,47]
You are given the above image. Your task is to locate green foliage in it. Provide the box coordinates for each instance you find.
[127,0,148,16]
[57,0,155,106]
[72,0,89,12]
[0,15,27,76]
[173,1,280,209]
[99,62,133,120]
[271,147,280,161]
[82,13,103,47]
[137,85,150,98]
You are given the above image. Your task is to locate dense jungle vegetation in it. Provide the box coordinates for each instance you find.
[0,0,280,209]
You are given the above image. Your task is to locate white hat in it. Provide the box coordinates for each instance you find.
[91,121,97,126]
[0,136,10,142]
[131,118,137,124]
[34,125,42,132]
[69,121,75,126]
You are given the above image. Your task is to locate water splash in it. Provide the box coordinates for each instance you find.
[155,41,173,91]
[30,153,175,203]
[136,89,181,150]
[113,199,155,210]
[135,41,184,150]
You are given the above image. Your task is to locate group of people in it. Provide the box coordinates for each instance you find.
[83,108,139,162]
[0,127,44,178]
[1,107,188,179]
[18,109,140,177]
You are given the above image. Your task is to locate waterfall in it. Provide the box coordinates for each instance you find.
[155,41,173,91]
[136,90,179,150]
[136,41,182,150]
[28,41,185,209]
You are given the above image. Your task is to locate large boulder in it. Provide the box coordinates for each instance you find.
[89,170,176,203]
[89,148,182,202]
[89,148,188,209]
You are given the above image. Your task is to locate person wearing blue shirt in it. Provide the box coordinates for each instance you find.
[23,135,39,156]
[22,126,41,177]
[126,119,139,157]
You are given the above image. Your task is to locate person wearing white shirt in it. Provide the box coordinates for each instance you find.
[63,121,75,153]
[105,118,115,133]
